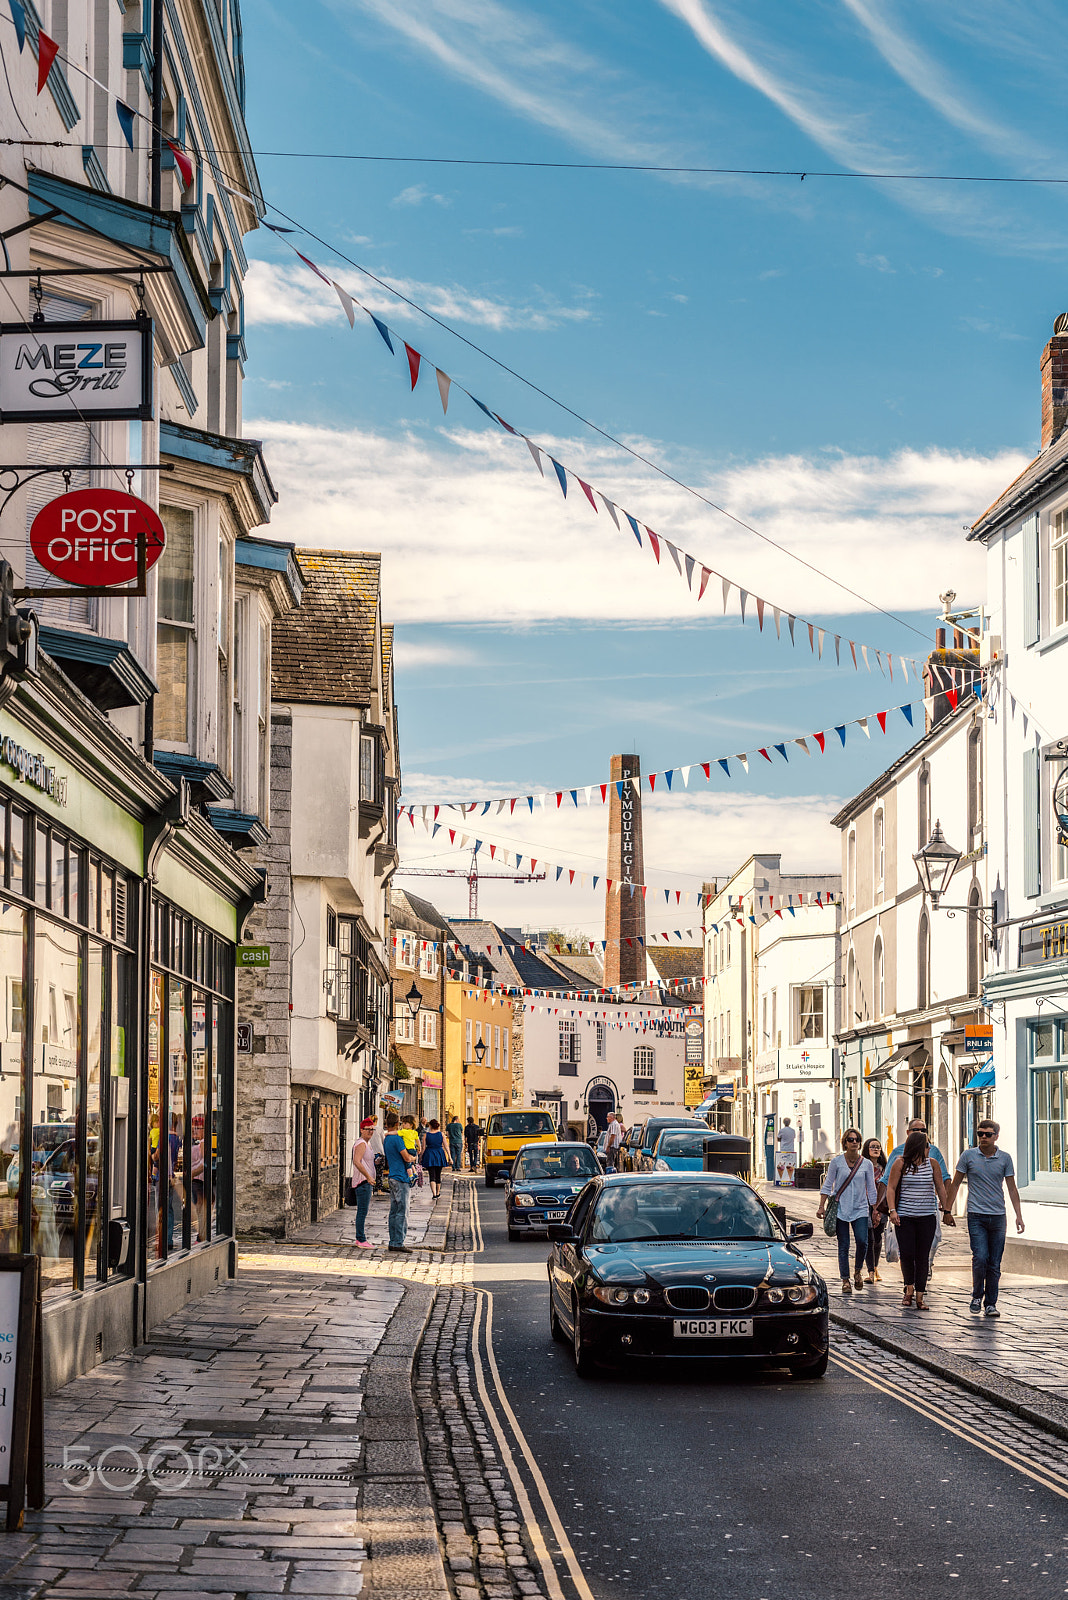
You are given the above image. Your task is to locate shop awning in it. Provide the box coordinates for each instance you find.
[865,1040,927,1084]
[696,1087,735,1111]
[962,1063,995,1094]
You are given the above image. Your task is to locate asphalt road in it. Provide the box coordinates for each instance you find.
[473,1182,1068,1600]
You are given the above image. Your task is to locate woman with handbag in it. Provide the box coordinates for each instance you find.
[816,1128,877,1295]
[885,1130,955,1310]
[862,1137,887,1282]
[421,1119,447,1200]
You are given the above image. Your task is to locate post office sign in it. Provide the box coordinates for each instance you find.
[0,318,153,422]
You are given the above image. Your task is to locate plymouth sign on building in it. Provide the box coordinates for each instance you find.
[0,319,153,422]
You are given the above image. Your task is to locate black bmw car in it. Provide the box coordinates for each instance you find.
[547,1172,828,1378]
[506,1142,601,1241]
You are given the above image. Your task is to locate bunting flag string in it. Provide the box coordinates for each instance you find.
[259,232,929,683]
[404,683,982,813]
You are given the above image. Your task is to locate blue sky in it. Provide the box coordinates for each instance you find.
[239,1,1060,931]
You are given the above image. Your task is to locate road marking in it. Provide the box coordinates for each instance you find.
[471,1188,596,1600]
[830,1348,1068,1501]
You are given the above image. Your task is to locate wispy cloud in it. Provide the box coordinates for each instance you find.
[393,639,479,669]
[243,257,595,333]
[856,252,895,273]
[390,183,451,208]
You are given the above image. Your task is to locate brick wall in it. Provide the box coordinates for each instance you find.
[1041,335,1068,449]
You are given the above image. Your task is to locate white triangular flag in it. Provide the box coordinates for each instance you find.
[436,369,451,414]
[525,437,544,475]
[333,282,355,328]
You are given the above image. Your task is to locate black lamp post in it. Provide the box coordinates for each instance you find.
[474,1036,488,1066]
[404,982,422,1020]
[913,819,962,907]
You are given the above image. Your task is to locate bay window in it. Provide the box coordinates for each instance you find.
[157,507,196,745]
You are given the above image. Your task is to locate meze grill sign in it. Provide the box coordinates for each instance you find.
[0,319,153,422]
[30,489,165,589]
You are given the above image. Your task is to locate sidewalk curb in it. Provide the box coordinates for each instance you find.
[830,1306,1068,1443]
[360,1178,456,1600]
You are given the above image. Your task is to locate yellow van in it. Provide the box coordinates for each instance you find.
[483,1108,559,1186]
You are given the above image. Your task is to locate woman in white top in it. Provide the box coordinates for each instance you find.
[816,1128,878,1296]
[885,1129,954,1310]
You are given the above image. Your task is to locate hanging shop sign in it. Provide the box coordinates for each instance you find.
[29,489,165,589]
[685,1020,704,1063]
[0,319,153,423]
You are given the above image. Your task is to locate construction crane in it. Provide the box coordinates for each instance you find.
[395,849,546,917]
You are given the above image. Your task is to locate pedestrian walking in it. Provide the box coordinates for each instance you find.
[882,1117,950,1277]
[447,1112,465,1172]
[862,1137,887,1282]
[943,1118,1025,1318]
[349,1118,377,1248]
[816,1128,877,1295]
[885,1130,955,1310]
[421,1119,447,1200]
[465,1115,481,1170]
[603,1112,624,1173]
[383,1110,417,1252]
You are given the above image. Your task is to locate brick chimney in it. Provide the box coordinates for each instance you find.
[1041,317,1068,448]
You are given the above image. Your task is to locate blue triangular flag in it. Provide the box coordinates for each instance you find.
[9,0,25,51]
[116,100,136,149]
[835,725,847,746]
[516,854,523,867]
[550,457,567,497]
[473,840,482,854]
[664,770,673,790]
[370,315,394,353]
[527,796,534,811]
[901,704,914,726]
[625,513,642,547]
[556,866,563,881]
[774,743,788,762]
[718,758,730,777]
[432,823,440,837]
[570,789,577,806]
[616,781,624,797]
[471,397,498,423]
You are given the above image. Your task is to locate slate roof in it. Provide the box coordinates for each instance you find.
[547,952,605,987]
[970,427,1068,541]
[381,625,394,702]
[271,550,380,705]
[391,888,451,940]
[448,920,585,993]
[647,946,703,983]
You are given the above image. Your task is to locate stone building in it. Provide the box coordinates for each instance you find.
[235,552,398,1237]
[390,888,450,1123]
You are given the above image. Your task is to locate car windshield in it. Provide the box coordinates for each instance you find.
[515,1146,599,1181]
[499,1112,556,1137]
[656,1131,707,1159]
[589,1182,776,1243]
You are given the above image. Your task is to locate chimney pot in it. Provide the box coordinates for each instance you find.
[1041,323,1068,449]
[936,627,946,649]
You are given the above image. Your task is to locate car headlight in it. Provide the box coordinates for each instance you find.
[489,1148,503,1157]
[653,1158,670,1171]
[592,1285,633,1306]
[632,1288,650,1305]
[762,1287,785,1304]
[786,1285,819,1305]
[513,1193,534,1208]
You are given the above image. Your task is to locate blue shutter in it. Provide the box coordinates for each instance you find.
[1023,511,1040,646]
[1023,746,1041,897]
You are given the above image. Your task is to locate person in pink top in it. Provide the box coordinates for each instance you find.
[350,1118,377,1247]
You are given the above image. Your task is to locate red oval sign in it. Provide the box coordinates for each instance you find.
[29,488,166,588]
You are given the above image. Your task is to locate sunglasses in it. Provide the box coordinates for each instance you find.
[977,1128,996,1138]
[844,1136,860,1144]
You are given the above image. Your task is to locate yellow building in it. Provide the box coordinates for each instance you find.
[444,977,516,1126]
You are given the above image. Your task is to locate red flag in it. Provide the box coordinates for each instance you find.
[509,797,517,814]
[555,791,563,808]
[600,783,607,802]
[167,141,194,189]
[569,870,575,884]
[758,748,772,763]
[649,773,656,791]
[530,859,537,871]
[698,566,712,600]
[577,478,598,510]
[607,879,613,892]
[296,251,331,285]
[37,29,58,92]
[404,343,421,390]
[449,829,455,843]
[489,844,496,859]
[877,711,887,733]
[815,732,826,752]
[947,688,958,711]
[701,762,710,780]
[647,530,661,563]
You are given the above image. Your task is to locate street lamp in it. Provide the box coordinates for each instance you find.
[404,982,422,1019]
[913,819,962,907]
[474,1036,488,1066]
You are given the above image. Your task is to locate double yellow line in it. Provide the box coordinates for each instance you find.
[830,1348,1068,1501]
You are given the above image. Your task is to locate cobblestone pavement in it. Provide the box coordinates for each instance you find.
[762,1179,1068,1426]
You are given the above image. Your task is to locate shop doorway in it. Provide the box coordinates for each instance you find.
[309,1092,321,1223]
[587,1083,616,1132]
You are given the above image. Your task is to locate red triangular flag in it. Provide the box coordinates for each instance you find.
[556,791,563,808]
[647,530,661,563]
[509,798,517,814]
[701,762,710,779]
[404,343,421,390]
[759,748,772,762]
[877,711,887,733]
[167,141,194,189]
[37,29,58,93]
[698,566,712,601]
[600,784,607,802]
[577,478,598,510]
[815,732,826,752]
[296,251,331,285]
[569,870,575,884]
[947,688,958,711]
[649,773,657,791]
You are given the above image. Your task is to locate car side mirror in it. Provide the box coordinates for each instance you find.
[548,1223,575,1243]
[789,1222,814,1240]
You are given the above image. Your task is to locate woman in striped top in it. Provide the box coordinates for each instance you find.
[885,1130,955,1310]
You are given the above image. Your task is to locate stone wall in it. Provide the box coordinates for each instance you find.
[235,709,294,1239]
[510,999,524,1106]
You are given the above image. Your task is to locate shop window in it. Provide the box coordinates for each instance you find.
[157,507,196,746]
[31,919,79,1295]
[148,972,164,1264]
[0,903,25,1254]
[634,1047,656,1093]
[1030,1020,1068,1176]
[7,809,25,895]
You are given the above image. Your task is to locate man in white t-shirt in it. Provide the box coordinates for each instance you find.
[776,1118,797,1187]
[603,1113,624,1173]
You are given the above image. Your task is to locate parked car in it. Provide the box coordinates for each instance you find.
[650,1126,709,1172]
[483,1109,559,1187]
[618,1124,644,1173]
[632,1116,711,1172]
[547,1172,826,1377]
[505,1142,600,1241]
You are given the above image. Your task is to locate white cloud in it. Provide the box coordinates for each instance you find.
[390,183,451,208]
[249,413,1022,628]
[393,639,479,669]
[396,777,843,932]
[243,257,594,333]
[856,252,895,273]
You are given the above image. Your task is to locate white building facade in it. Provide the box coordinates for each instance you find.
[520,999,688,1138]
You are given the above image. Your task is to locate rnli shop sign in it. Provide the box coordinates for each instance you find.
[30,489,165,588]
[0,319,153,422]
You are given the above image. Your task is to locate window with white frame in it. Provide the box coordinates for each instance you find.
[596,1020,606,1060]
[794,985,825,1043]
[493,1024,500,1068]
[419,940,439,979]
[1055,510,1068,631]
[874,809,884,895]
[847,831,857,912]
[502,1028,509,1075]
[873,939,884,1021]
[559,1020,580,1074]
[217,539,233,776]
[395,1011,414,1045]
[419,1009,437,1048]
[157,506,196,746]
[257,618,270,821]
[633,1046,655,1092]
[771,988,778,1048]
[465,1018,472,1062]
[396,931,415,970]
[232,595,245,805]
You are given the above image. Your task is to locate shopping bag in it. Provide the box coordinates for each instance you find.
[885,1228,900,1264]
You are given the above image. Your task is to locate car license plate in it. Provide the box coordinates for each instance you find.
[546,1209,567,1221]
[673,1318,753,1338]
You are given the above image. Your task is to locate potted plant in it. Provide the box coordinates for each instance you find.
[795,1157,828,1190]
